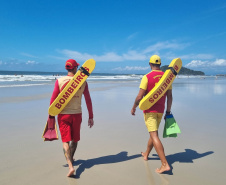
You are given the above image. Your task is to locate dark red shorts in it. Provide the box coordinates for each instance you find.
[57,114,82,142]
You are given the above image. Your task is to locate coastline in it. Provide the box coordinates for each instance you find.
[0,78,226,184]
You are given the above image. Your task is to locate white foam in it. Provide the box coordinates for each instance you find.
[0,83,49,88]
[0,75,58,82]
[0,73,217,88]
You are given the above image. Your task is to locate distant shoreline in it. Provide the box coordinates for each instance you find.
[0,70,223,77]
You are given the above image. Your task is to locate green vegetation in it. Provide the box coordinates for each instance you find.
[160,65,205,75]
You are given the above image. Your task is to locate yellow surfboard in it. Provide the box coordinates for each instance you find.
[48,59,96,116]
[139,58,182,111]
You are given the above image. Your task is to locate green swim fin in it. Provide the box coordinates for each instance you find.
[163,114,181,138]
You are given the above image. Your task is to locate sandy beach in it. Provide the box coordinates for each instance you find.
[0,77,226,185]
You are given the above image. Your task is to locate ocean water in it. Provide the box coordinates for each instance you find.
[0,70,222,88]
[0,70,144,88]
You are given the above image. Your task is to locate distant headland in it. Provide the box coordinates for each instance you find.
[160,65,205,75]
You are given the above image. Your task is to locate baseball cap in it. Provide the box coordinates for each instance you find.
[65,59,80,70]
[149,55,161,64]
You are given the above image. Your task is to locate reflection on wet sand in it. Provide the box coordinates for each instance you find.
[143,159,169,185]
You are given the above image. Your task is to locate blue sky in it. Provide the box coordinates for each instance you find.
[0,0,226,75]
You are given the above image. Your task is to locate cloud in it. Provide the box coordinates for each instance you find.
[185,59,226,68]
[180,54,214,60]
[127,32,138,40]
[20,52,38,58]
[208,3,226,13]
[0,59,39,66]
[142,41,189,54]
[56,40,219,66]
[113,66,149,71]
[0,58,21,66]
[57,40,187,62]
[122,50,148,60]
[26,60,38,65]
[212,59,226,66]
[58,49,148,62]
[163,52,215,61]
[58,49,123,62]
[185,60,207,67]
[48,55,67,61]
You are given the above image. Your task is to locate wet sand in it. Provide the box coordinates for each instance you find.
[0,78,226,185]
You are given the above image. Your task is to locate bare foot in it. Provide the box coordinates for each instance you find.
[67,168,75,177]
[155,163,170,173]
[141,152,148,161]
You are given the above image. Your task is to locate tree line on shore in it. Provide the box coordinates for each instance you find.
[161,66,205,75]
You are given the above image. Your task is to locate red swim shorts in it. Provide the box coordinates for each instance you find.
[57,114,82,142]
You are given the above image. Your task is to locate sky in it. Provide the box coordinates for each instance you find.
[0,0,226,75]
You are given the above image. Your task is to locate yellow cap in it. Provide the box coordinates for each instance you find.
[149,55,161,64]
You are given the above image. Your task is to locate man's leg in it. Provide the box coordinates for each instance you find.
[63,142,75,177]
[141,136,154,160]
[150,131,170,173]
[70,141,78,161]
[70,114,81,162]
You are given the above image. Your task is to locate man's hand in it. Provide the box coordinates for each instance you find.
[131,107,136,116]
[47,115,55,129]
[88,119,94,128]
[164,111,171,120]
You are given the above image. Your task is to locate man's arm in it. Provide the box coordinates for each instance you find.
[83,82,94,128]
[50,80,60,105]
[131,88,146,115]
[47,80,60,128]
[166,89,173,114]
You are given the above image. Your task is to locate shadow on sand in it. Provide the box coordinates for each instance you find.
[149,148,214,175]
[71,151,140,178]
[67,149,213,178]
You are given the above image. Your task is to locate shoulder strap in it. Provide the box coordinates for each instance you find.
[168,67,178,76]
[79,67,90,76]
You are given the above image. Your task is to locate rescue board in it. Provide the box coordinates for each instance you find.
[139,58,182,110]
[48,59,96,116]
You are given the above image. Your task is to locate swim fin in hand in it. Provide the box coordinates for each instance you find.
[163,114,181,138]
[42,116,58,141]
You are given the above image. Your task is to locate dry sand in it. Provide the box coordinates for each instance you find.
[0,78,226,185]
